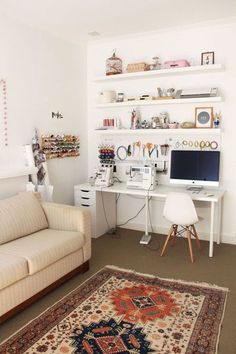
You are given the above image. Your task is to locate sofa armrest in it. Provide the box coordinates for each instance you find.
[42,202,91,239]
[41,203,91,261]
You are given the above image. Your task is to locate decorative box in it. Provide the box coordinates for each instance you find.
[164,60,190,69]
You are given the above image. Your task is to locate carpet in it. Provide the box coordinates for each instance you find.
[0,266,228,354]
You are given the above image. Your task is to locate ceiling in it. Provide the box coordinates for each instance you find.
[1,0,236,42]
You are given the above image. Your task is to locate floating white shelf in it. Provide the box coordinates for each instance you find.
[95,128,221,135]
[93,64,224,82]
[0,167,38,180]
[96,96,222,108]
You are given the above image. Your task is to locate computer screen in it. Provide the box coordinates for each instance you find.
[170,150,220,187]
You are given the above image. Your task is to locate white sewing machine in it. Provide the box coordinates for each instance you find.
[127,166,156,190]
[95,166,114,187]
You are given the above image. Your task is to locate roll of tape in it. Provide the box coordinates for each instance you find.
[200,140,206,149]
[210,141,218,150]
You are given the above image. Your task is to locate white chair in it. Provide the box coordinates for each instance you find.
[161,192,201,263]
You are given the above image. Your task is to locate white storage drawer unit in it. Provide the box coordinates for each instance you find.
[74,183,116,238]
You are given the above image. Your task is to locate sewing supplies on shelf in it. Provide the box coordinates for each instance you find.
[130,109,140,129]
[99,90,116,103]
[149,56,161,70]
[160,144,169,156]
[213,112,221,128]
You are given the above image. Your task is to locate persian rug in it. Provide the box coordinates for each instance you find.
[0,266,228,354]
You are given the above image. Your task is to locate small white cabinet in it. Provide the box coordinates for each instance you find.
[74,183,116,238]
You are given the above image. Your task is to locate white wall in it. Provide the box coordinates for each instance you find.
[87,20,236,244]
[0,15,88,204]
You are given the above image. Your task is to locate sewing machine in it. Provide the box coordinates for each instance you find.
[95,166,114,187]
[127,166,156,190]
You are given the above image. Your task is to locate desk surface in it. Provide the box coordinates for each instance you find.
[91,183,225,202]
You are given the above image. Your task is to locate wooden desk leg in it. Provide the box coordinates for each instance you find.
[216,197,222,245]
[209,201,215,257]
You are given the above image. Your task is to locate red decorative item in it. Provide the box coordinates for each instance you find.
[0,79,8,146]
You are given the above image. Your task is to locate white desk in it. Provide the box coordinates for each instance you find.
[94,183,225,257]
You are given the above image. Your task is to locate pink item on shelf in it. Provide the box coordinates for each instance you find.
[164,60,190,69]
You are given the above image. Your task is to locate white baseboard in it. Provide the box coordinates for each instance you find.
[119,222,236,245]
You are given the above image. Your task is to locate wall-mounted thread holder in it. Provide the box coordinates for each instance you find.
[98,144,115,165]
[42,134,80,159]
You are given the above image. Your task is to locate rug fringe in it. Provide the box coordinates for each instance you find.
[215,290,228,354]
[105,265,229,292]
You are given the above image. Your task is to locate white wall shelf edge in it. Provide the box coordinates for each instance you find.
[96,96,222,108]
[94,128,221,135]
[0,167,38,180]
[93,64,224,82]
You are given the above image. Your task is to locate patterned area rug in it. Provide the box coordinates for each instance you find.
[0,266,228,354]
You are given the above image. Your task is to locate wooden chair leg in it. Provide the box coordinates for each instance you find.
[171,225,178,246]
[192,224,201,249]
[187,227,194,263]
[161,225,174,257]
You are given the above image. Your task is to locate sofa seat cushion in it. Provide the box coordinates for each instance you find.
[0,229,84,275]
[0,253,28,290]
[0,192,48,245]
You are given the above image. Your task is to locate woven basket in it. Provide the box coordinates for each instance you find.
[127,62,149,73]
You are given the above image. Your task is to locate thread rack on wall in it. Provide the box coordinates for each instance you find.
[41,134,80,159]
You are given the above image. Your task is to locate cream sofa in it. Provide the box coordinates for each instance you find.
[0,192,91,323]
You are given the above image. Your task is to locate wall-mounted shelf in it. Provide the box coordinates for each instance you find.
[93,64,224,82]
[0,167,38,180]
[96,96,222,108]
[95,128,221,136]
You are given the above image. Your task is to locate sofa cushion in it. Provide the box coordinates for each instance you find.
[0,253,28,290]
[0,192,48,245]
[0,229,84,275]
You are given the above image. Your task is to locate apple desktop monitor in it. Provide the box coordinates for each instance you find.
[170,150,220,187]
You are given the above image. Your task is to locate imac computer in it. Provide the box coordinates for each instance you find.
[170,150,220,188]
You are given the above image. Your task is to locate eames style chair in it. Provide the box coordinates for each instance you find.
[161,192,201,263]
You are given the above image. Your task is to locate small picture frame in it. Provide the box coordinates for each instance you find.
[195,107,213,128]
[201,51,214,65]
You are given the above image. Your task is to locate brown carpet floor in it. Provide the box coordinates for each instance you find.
[0,228,236,353]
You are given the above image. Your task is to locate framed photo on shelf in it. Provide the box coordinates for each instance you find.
[195,107,213,128]
[201,51,214,65]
